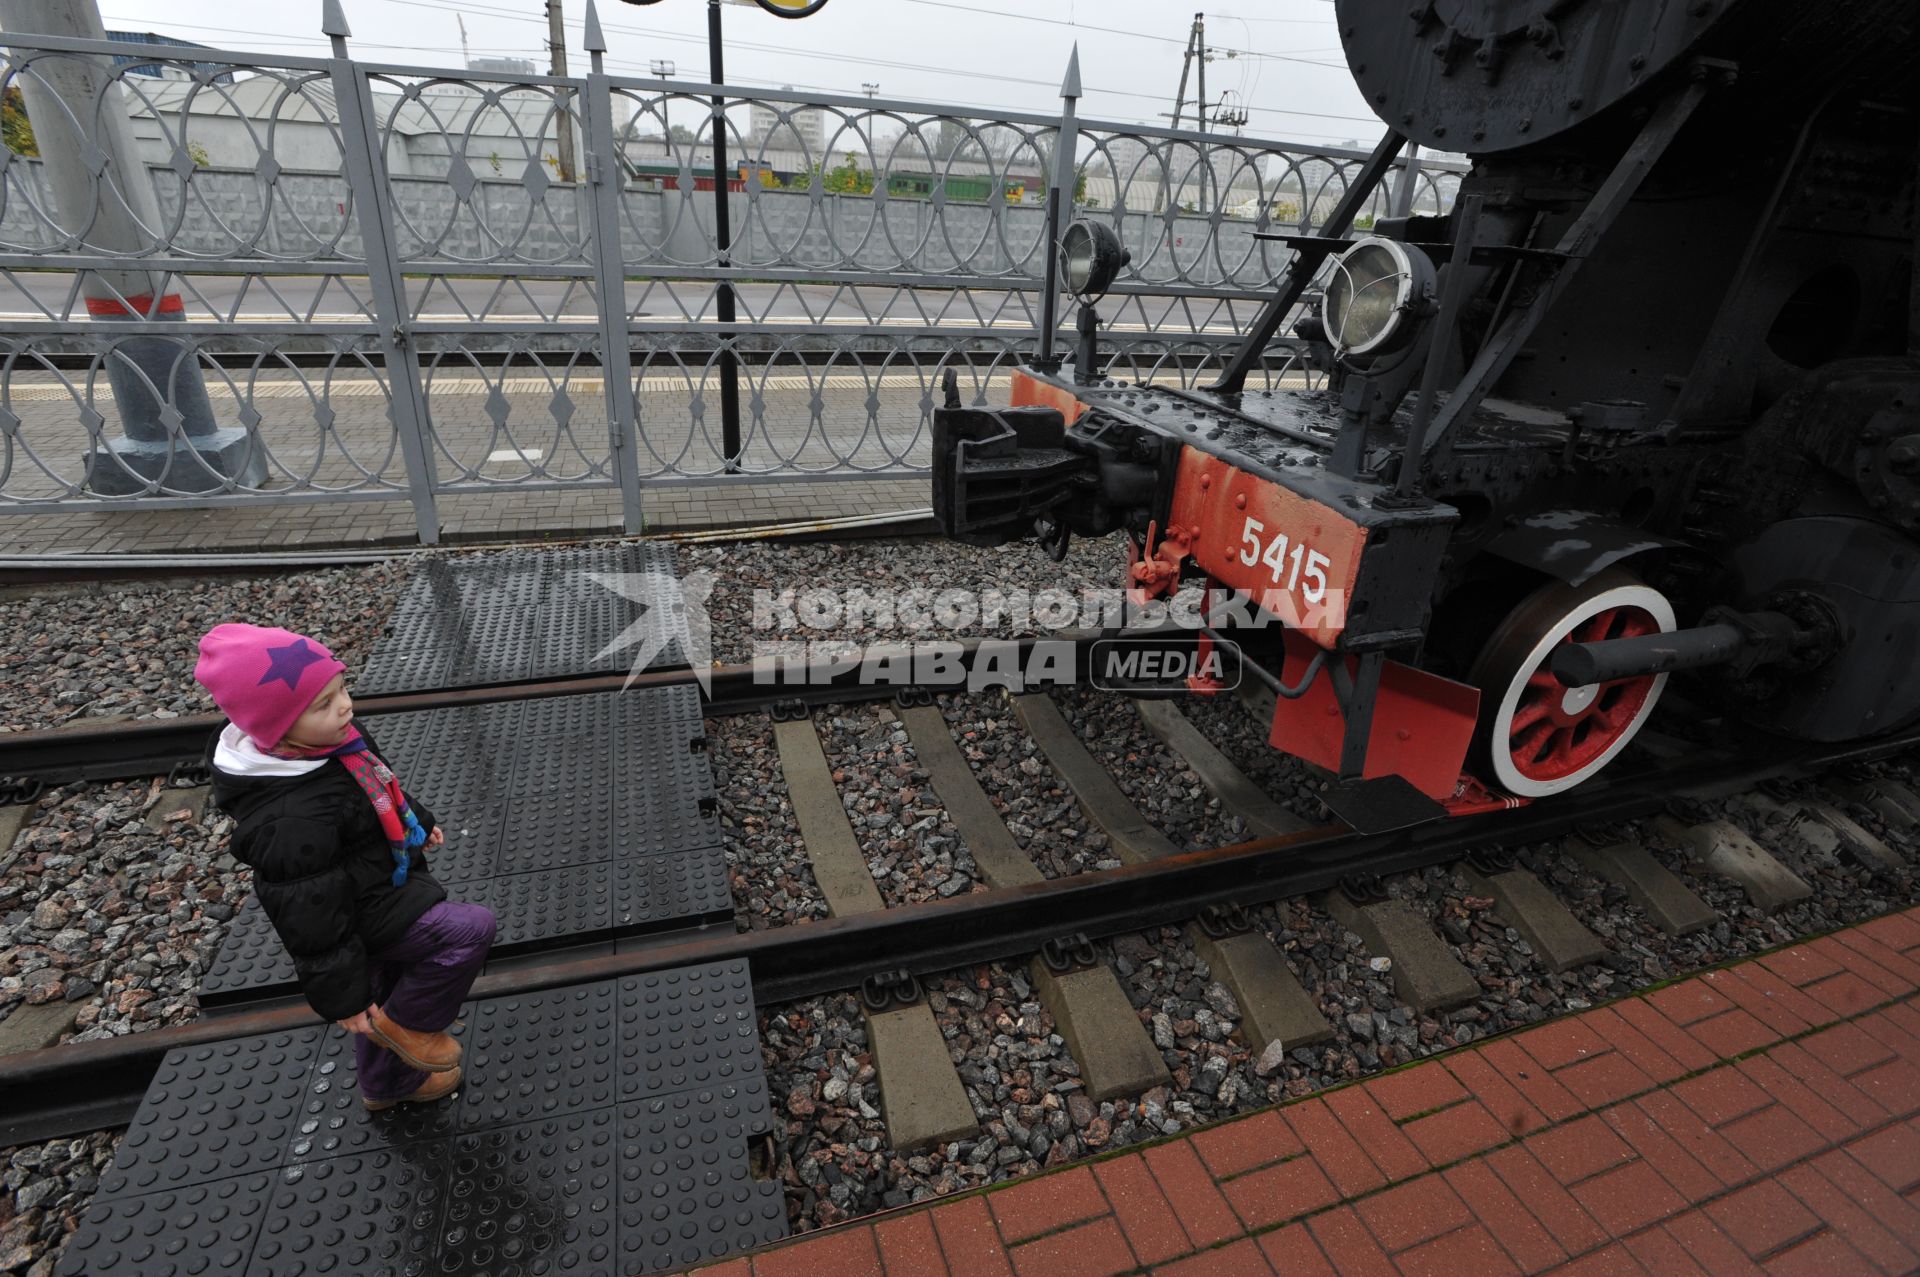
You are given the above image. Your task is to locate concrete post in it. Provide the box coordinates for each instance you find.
[0,0,265,494]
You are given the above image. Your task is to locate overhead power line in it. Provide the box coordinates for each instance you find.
[370,0,1377,124]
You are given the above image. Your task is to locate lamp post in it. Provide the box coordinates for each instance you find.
[619,0,829,473]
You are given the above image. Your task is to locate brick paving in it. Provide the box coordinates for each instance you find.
[692,908,1920,1276]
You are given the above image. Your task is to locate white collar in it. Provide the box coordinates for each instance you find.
[213,722,328,777]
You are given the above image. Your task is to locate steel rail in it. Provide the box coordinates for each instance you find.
[0,631,1164,786]
[2,719,1914,1146]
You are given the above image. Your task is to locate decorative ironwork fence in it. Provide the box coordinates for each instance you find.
[0,2,1461,541]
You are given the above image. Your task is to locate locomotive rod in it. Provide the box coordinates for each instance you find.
[1550,611,1801,686]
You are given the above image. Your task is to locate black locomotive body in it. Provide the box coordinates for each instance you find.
[932,0,1920,823]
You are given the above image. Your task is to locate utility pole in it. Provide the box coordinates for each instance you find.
[458,13,470,67]
[1195,13,1207,130]
[547,0,577,182]
[1169,12,1201,131]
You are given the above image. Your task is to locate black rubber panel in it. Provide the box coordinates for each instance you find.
[96,1030,326,1198]
[57,1174,274,1276]
[616,963,766,1108]
[201,687,726,1006]
[199,901,298,1002]
[60,961,783,1277]
[356,543,688,694]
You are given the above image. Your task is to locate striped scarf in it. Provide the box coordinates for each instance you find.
[277,729,425,886]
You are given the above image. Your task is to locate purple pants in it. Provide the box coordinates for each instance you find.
[357,899,497,1103]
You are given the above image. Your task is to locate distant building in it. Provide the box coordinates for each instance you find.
[105,30,235,84]
[121,75,576,179]
[749,90,824,160]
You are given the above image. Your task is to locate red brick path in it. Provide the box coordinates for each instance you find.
[697,908,1920,1276]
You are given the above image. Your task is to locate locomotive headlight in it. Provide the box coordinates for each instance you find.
[1323,236,1436,360]
[1061,220,1129,302]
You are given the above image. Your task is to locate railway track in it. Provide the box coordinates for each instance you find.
[3,539,1915,1263]
[2,692,1913,1153]
[0,633,1129,790]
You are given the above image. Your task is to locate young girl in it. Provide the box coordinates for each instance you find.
[196,622,497,1110]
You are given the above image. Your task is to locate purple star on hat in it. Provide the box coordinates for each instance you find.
[259,638,326,689]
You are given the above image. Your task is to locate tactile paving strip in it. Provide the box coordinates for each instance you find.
[83,964,784,1275]
[614,845,733,936]
[616,959,767,1112]
[98,1030,326,1196]
[203,686,728,1006]
[615,1088,787,1274]
[438,1109,623,1273]
[249,1145,451,1276]
[201,899,299,1004]
[481,862,616,953]
[357,543,688,694]
[56,1173,274,1277]
[284,1019,476,1163]
[459,985,620,1130]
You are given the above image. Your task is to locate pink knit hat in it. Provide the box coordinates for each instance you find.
[194,622,347,748]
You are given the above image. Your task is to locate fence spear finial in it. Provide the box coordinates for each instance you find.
[1060,43,1082,100]
[584,0,608,55]
[321,0,352,43]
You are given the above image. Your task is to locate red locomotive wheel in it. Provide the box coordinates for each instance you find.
[1467,569,1676,798]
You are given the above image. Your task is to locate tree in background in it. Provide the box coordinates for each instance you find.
[817,150,874,195]
[3,87,37,157]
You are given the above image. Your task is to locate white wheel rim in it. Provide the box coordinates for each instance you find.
[1487,582,1676,798]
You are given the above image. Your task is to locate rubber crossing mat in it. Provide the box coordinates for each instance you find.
[201,686,729,1006]
[355,542,693,695]
[59,960,787,1276]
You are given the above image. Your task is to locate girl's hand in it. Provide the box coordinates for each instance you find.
[338,1003,381,1036]
[425,827,444,849]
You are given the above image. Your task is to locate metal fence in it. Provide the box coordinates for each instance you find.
[0,1,1462,541]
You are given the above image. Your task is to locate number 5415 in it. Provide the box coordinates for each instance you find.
[1238,518,1330,602]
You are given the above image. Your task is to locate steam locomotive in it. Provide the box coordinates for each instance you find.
[932,0,1919,829]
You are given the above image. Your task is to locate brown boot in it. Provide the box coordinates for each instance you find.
[367,1007,461,1073]
[363,1064,462,1111]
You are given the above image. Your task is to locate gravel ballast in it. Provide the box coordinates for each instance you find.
[938,691,1116,878]
[710,713,827,930]
[814,704,984,908]
[1,568,408,732]
[0,781,237,1043]
[1048,686,1249,851]
[762,961,1086,1235]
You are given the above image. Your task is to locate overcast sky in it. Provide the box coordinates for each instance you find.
[94,0,1383,147]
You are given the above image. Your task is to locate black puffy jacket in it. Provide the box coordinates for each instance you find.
[207,726,446,1021]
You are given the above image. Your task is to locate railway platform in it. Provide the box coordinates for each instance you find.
[698,906,1920,1277]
